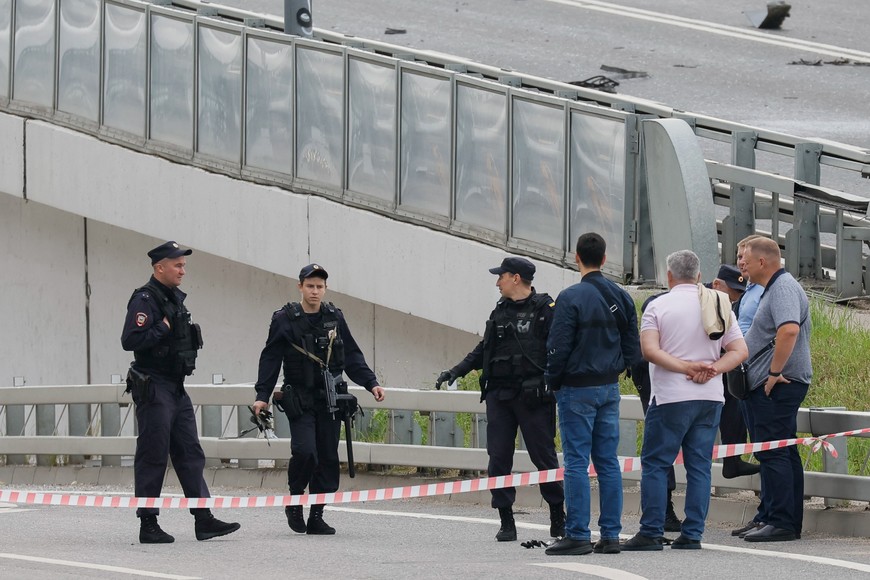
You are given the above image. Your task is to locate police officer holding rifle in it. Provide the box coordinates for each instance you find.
[252,263,385,535]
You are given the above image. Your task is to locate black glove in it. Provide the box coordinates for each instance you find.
[435,369,456,390]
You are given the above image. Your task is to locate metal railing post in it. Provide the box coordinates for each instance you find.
[67,403,89,464]
[790,143,823,279]
[100,403,122,466]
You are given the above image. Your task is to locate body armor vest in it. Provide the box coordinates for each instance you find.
[130,282,202,377]
[281,302,345,391]
[482,293,550,388]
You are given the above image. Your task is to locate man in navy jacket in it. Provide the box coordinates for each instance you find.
[544,233,641,556]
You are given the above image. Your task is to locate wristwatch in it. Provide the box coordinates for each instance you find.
[768,370,782,377]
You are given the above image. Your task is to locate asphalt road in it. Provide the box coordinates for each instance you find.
[2,486,870,580]
[226,0,870,151]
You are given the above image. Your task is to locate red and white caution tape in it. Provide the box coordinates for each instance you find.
[1,427,866,509]
[710,426,870,460]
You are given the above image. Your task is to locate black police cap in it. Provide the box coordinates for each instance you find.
[299,263,329,281]
[717,264,747,292]
[489,256,535,281]
[147,241,192,265]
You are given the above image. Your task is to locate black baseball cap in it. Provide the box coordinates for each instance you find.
[147,241,192,265]
[717,264,747,292]
[299,263,328,280]
[489,257,535,281]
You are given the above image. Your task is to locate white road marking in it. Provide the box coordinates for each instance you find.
[0,553,201,579]
[0,501,33,514]
[703,542,870,574]
[334,506,870,574]
[544,0,870,63]
[533,562,648,579]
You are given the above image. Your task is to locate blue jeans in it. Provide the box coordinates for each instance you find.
[639,399,722,540]
[555,383,622,541]
[747,382,808,534]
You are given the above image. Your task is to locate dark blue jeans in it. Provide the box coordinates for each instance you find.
[747,382,808,534]
[555,384,622,541]
[639,399,722,540]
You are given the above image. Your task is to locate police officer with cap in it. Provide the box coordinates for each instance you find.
[121,241,240,544]
[436,257,565,542]
[252,263,385,535]
[710,264,760,479]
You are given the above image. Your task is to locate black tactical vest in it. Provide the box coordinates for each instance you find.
[482,293,551,388]
[130,282,202,377]
[281,302,345,391]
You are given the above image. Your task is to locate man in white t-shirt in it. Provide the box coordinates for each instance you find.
[623,250,748,551]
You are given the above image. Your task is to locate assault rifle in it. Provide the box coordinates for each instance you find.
[322,369,360,478]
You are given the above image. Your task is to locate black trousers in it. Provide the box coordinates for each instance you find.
[285,408,342,495]
[133,375,209,517]
[719,382,750,445]
[485,390,564,509]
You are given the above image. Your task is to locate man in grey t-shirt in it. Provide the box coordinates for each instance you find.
[740,237,812,543]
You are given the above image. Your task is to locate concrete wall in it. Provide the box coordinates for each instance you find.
[1,109,584,391]
[1,214,482,389]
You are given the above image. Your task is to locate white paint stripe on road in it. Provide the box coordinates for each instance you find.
[533,562,648,580]
[704,543,870,574]
[334,506,870,574]
[545,0,870,63]
[0,553,201,579]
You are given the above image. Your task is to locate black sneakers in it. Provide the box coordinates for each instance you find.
[139,515,174,544]
[593,538,621,554]
[621,533,664,551]
[671,534,702,550]
[545,537,594,555]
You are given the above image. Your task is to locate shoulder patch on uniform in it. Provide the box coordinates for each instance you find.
[135,313,148,327]
[549,301,555,308]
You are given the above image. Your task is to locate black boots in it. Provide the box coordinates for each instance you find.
[285,505,307,533]
[664,500,682,532]
[193,509,241,541]
[139,515,174,544]
[496,506,517,542]
[722,457,761,479]
[549,502,566,538]
[306,505,336,535]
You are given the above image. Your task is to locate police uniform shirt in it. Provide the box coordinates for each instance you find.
[254,305,378,403]
[121,276,183,357]
[451,289,554,380]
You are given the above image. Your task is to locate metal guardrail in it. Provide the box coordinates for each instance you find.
[2,0,869,294]
[1,384,868,503]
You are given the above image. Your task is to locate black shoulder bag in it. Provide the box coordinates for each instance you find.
[726,311,807,400]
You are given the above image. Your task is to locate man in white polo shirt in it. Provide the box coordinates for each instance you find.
[623,250,748,551]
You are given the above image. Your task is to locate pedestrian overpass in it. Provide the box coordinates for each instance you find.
[2,0,869,391]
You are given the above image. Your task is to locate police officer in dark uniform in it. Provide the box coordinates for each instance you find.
[121,241,240,544]
[436,257,565,542]
[252,263,385,535]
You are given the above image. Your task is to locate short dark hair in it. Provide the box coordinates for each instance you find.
[576,232,606,267]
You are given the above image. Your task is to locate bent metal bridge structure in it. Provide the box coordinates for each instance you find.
[1,0,870,508]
